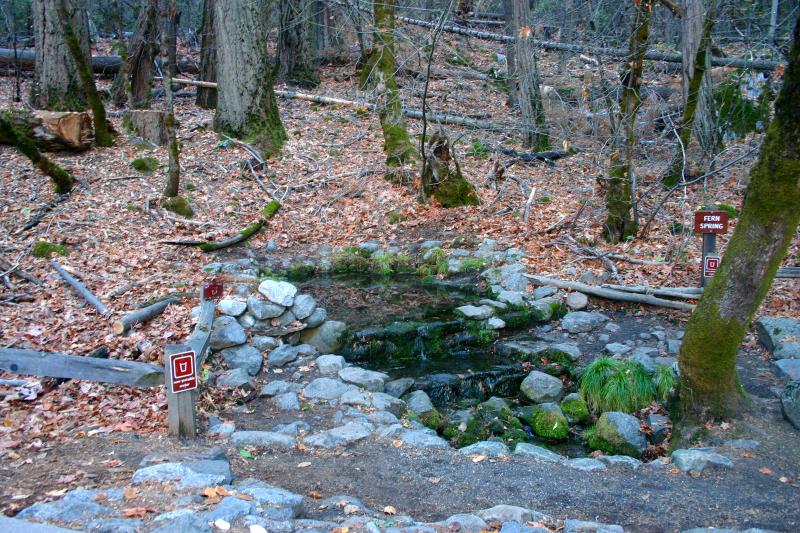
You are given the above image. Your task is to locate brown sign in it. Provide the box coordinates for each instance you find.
[203,280,224,300]
[694,211,729,234]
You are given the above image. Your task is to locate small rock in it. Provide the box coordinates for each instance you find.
[247,296,285,320]
[258,280,297,307]
[359,241,381,253]
[756,316,800,359]
[290,294,317,320]
[723,439,761,451]
[513,443,564,462]
[371,392,407,417]
[593,412,647,457]
[566,292,589,310]
[272,392,301,411]
[550,342,582,362]
[231,431,295,448]
[565,458,607,471]
[564,519,624,533]
[272,421,311,436]
[275,310,297,327]
[604,322,620,333]
[210,316,247,350]
[259,380,301,397]
[17,489,115,523]
[671,449,733,473]
[780,380,800,429]
[562,312,609,333]
[455,305,494,320]
[304,421,374,448]
[486,317,506,330]
[774,359,800,381]
[532,286,557,300]
[220,345,263,376]
[268,345,302,367]
[299,320,349,354]
[316,354,346,375]
[497,291,524,307]
[421,240,443,249]
[520,370,564,403]
[385,378,415,398]
[340,389,371,407]
[338,366,389,392]
[667,339,682,354]
[475,505,548,525]
[236,479,303,517]
[304,307,327,328]
[480,299,508,310]
[216,368,254,391]
[208,422,236,437]
[202,496,254,525]
[253,336,280,351]
[132,460,232,488]
[459,441,510,457]
[217,299,247,317]
[604,343,631,356]
[646,413,669,445]
[442,514,488,533]
[598,455,642,470]
[303,377,357,400]
[405,390,435,414]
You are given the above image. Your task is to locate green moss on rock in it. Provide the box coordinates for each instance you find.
[560,395,590,425]
[530,406,569,441]
[162,195,194,218]
[32,240,67,258]
[131,156,159,172]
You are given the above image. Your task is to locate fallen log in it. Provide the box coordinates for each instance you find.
[395,15,781,71]
[0,348,164,387]
[777,267,800,278]
[0,115,75,193]
[600,284,702,300]
[0,109,93,152]
[524,274,696,311]
[489,144,579,164]
[0,48,199,76]
[50,260,111,316]
[113,297,179,336]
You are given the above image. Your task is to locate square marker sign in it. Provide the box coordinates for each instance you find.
[703,254,721,278]
[169,350,198,393]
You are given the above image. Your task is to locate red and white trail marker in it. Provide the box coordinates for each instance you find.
[169,350,198,394]
[703,254,721,279]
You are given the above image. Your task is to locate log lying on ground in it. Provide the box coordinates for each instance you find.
[113,296,179,336]
[395,15,781,70]
[0,348,164,387]
[0,115,74,193]
[0,48,198,75]
[0,109,93,151]
[601,284,702,300]
[50,260,111,316]
[524,274,696,311]
[18,194,71,234]
[489,144,579,164]
[776,266,800,278]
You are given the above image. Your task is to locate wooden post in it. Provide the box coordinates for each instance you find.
[165,342,198,438]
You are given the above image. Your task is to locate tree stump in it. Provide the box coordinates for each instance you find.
[421,130,479,208]
[123,109,169,146]
[0,109,93,151]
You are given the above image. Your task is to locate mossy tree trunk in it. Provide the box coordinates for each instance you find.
[195,0,216,109]
[30,0,89,111]
[503,0,517,107]
[421,129,480,207]
[511,0,548,151]
[109,0,129,107]
[0,114,74,194]
[363,0,418,176]
[57,0,113,147]
[160,0,180,199]
[213,0,287,156]
[126,0,160,109]
[278,0,320,88]
[663,0,719,188]
[603,0,651,243]
[678,14,800,422]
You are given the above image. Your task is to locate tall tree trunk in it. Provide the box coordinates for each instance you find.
[160,0,179,198]
[57,0,113,146]
[511,0,549,151]
[663,0,717,188]
[503,0,517,107]
[213,0,287,156]
[278,0,319,88]
[30,0,89,111]
[363,0,418,175]
[164,0,178,79]
[678,13,800,422]
[196,0,216,109]
[126,0,159,108]
[768,0,780,40]
[683,0,719,156]
[109,0,129,107]
[603,0,652,243]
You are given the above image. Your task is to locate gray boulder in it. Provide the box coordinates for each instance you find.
[253,335,280,351]
[304,421,374,448]
[514,443,565,462]
[132,460,232,488]
[18,489,115,523]
[268,344,302,367]
[216,368,254,391]
[231,431,295,448]
[442,514,488,533]
[220,345,263,375]
[532,286,557,300]
[316,354,346,375]
[258,279,297,307]
[671,449,733,473]
[566,292,589,310]
[561,312,609,333]
[291,294,317,320]
[236,478,304,517]
[497,290,525,307]
[217,299,247,317]
[774,359,800,381]
[756,316,800,359]
[385,377,415,398]
[247,295,285,319]
[275,310,297,327]
[371,392,407,417]
[550,343,582,362]
[304,307,327,328]
[520,370,564,403]
[338,366,389,392]
[475,505,548,525]
[566,458,607,471]
[646,413,669,444]
[273,392,301,411]
[456,305,494,320]
[459,441,510,457]
[209,316,247,350]
[201,496,254,524]
[486,317,507,330]
[593,412,647,457]
[598,455,642,470]
[299,320,349,354]
[780,380,800,429]
[481,263,529,292]
[303,377,356,400]
[564,519,624,533]
[605,343,631,357]
[259,380,302,397]
[405,390,435,414]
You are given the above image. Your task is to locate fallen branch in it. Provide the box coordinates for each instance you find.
[112,297,179,335]
[600,284,702,300]
[0,257,41,285]
[777,267,800,278]
[524,274,695,311]
[0,48,198,75]
[18,193,71,234]
[489,144,580,165]
[50,260,110,316]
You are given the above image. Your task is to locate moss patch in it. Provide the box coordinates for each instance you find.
[32,240,67,258]
[530,406,569,441]
[560,396,590,425]
[131,156,159,173]
[162,195,194,218]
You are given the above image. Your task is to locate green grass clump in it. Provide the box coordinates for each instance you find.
[331,246,373,273]
[580,357,666,414]
[417,248,449,277]
[286,263,316,281]
[466,140,490,159]
[130,156,159,172]
[418,409,444,431]
[654,365,678,401]
[371,252,413,276]
[32,240,67,258]
[460,257,488,273]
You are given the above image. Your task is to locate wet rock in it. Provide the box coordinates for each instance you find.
[220,345,263,375]
[459,440,510,457]
[456,304,494,320]
[316,354,346,375]
[259,380,302,397]
[672,449,733,473]
[565,458,607,471]
[514,443,565,462]
[217,299,247,317]
[520,371,564,403]
[780,380,800,429]
[304,307,327,328]
[216,368,254,391]
[405,390,435,414]
[774,359,800,380]
[247,296,285,320]
[209,316,247,350]
[303,377,357,400]
[339,366,389,392]
[566,292,588,310]
[273,392,301,410]
[231,431,295,448]
[258,279,297,307]
[304,421,374,448]
[442,514,489,533]
[253,335,280,351]
[756,316,800,359]
[564,519,624,533]
[385,378,415,398]
[18,489,115,523]
[133,460,232,488]
[562,311,609,333]
[593,412,647,457]
[300,320,349,354]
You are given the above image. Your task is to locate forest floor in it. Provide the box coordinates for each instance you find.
[0,29,798,529]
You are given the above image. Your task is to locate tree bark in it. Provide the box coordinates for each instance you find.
[278,0,320,88]
[678,13,800,421]
[0,114,74,193]
[421,129,479,207]
[213,0,287,156]
[511,0,549,151]
[30,0,90,111]
[195,0,216,109]
[363,0,418,175]
[503,0,517,107]
[126,0,160,108]
[160,0,179,198]
[603,0,652,243]
[0,109,93,151]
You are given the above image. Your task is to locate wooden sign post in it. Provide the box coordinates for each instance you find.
[693,206,729,287]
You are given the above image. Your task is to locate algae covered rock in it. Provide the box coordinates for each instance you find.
[589,411,647,457]
[530,403,569,441]
[560,393,590,425]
